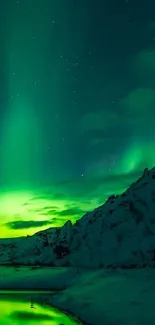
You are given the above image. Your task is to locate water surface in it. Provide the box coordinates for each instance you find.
[0,291,81,325]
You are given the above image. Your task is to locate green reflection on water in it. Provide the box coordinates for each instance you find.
[0,291,81,325]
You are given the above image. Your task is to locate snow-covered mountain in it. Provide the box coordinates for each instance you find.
[1,167,155,268]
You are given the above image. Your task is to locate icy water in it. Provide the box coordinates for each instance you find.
[0,291,81,325]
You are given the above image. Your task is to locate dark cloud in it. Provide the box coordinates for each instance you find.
[5,220,52,230]
[56,169,142,190]
[80,87,155,145]
[81,110,120,132]
[24,195,50,203]
[31,207,59,214]
[134,49,155,75]
[43,205,58,210]
[97,169,142,184]
[38,206,86,218]
[120,88,155,115]
[49,192,67,199]
[43,209,59,215]
[55,207,85,216]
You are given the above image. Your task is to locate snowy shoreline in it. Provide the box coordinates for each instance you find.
[48,267,155,325]
[0,266,155,324]
[47,302,89,325]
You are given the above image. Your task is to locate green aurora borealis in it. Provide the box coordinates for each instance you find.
[0,0,155,237]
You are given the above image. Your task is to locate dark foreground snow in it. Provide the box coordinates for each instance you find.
[0,266,155,325]
[49,268,155,325]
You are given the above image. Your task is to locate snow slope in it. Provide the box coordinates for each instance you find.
[49,268,155,325]
[1,167,155,268]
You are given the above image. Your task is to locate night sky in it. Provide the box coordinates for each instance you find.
[0,0,155,237]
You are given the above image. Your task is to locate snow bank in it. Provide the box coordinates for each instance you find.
[0,266,82,290]
[49,268,155,325]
